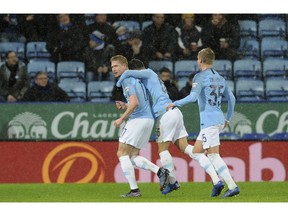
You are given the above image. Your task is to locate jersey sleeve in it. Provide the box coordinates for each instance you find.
[116,69,152,87]
[122,78,137,97]
[223,81,236,121]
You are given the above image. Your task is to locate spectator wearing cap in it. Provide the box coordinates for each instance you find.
[87,14,117,48]
[115,29,148,66]
[83,30,115,81]
[175,14,203,60]
[46,14,87,62]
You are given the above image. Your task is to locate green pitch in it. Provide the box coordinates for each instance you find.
[0,182,287,202]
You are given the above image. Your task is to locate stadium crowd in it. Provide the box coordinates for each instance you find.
[0,13,287,103]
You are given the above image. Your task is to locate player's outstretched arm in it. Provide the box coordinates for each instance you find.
[115,101,128,110]
[223,83,236,121]
[116,69,152,87]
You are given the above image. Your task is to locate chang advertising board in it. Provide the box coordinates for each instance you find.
[0,103,288,140]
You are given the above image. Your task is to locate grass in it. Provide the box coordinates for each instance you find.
[0,181,287,202]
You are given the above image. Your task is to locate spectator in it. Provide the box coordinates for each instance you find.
[17,14,57,42]
[0,51,30,102]
[46,14,87,62]
[87,14,117,47]
[179,73,195,98]
[175,14,203,60]
[202,14,240,61]
[115,29,148,67]
[21,71,70,102]
[113,24,130,48]
[0,14,26,42]
[83,30,115,81]
[142,14,178,61]
[159,67,181,101]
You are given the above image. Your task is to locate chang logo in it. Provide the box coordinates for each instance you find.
[223,111,252,136]
[8,112,47,139]
[42,142,105,183]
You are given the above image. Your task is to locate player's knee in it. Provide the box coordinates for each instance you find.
[157,141,170,153]
[117,149,130,158]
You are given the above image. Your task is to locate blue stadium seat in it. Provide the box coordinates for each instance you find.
[236,78,265,101]
[261,37,288,60]
[233,59,262,79]
[242,133,270,140]
[263,58,288,77]
[265,77,288,101]
[26,41,51,61]
[238,20,257,38]
[27,61,56,82]
[100,81,114,97]
[177,78,189,91]
[57,61,85,82]
[174,60,199,80]
[112,20,140,31]
[213,60,233,80]
[0,42,25,61]
[148,60,174,74]
[270,132,288,140]
[87,81,114,102]
[258,14,286,21]
[258,19,286,39]
[58,79,86,102]
[237,38,260,59]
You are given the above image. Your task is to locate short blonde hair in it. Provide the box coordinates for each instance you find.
[110,55,128,66]
[198,48,215,65]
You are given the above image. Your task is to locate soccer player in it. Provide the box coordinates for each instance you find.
[166,48,240,197]
[111,55,169,198]
[116,59,224,196]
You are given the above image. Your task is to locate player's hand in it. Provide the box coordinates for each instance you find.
[223,120,230,129]
[115,101,126,110]
[166,103,175,111]
[114,118,124,128]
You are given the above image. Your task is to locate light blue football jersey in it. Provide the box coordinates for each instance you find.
[121,77,154,119]
[173,68,236,129]
[117,68,171,118]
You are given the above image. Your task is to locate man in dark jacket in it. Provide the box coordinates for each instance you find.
[202,14,240,61]
[46,14,87,62]
[21,71,70,102]
[0,51,30,102]
[159,67,181,101]
[142,14,178,61]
